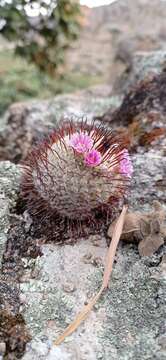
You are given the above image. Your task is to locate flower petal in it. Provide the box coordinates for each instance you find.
[69,132,93,153]
[84,149,102,167]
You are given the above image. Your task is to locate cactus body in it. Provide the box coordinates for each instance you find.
[22,121,133,223]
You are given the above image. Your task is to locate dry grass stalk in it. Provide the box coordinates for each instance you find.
[54,205,128,346]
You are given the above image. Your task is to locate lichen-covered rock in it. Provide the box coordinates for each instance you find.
[0,153,164,360]
[0,161,21,265]
[20,240,165,360]
[99,52,166,127]
[113,70,166,126]
[97,58,166,156]
[0,162,31,358]
[114,50,166,95]
[0,50,166,359]
[130,148,166,208]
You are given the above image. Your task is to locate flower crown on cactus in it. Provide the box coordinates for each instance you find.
[21,120,133,224]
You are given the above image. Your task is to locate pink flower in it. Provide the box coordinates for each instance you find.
[69,132,93,153]
[84,149,102,167]
[120,149,133,177]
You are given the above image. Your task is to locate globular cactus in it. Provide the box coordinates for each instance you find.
[21,120,133,229]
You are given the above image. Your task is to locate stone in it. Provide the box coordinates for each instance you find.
[0,152,163,359]
[20,240,166,360]
[0,85,113,163]
[0,161,21,266]
[114,50,166,95]
[98,52,166,128]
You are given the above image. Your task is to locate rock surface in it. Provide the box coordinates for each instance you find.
[114,50,166,94]
[97,51,166,159]
[0,85,113,162]
[0,162,20,265]
[0,160,165,359]
[0,51,166,359]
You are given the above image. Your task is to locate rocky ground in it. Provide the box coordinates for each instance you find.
[0,49,166,360]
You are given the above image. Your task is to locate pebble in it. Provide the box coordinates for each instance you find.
[63,283,76,293]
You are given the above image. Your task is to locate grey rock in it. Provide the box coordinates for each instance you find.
[0,85,113,162]
[0,50,166,359]
[130,148,166,210]
[0,141,165,359]
[114,50,166,94]
[0,161,21,265]
[20,239,166,360]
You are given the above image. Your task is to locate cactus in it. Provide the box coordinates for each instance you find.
[21,121,133,226]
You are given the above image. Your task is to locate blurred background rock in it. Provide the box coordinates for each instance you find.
[0,0,166,116]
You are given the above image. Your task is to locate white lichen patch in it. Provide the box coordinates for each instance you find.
[21,237,107,360]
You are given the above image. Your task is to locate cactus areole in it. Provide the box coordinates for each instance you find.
[21,120,133,224]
